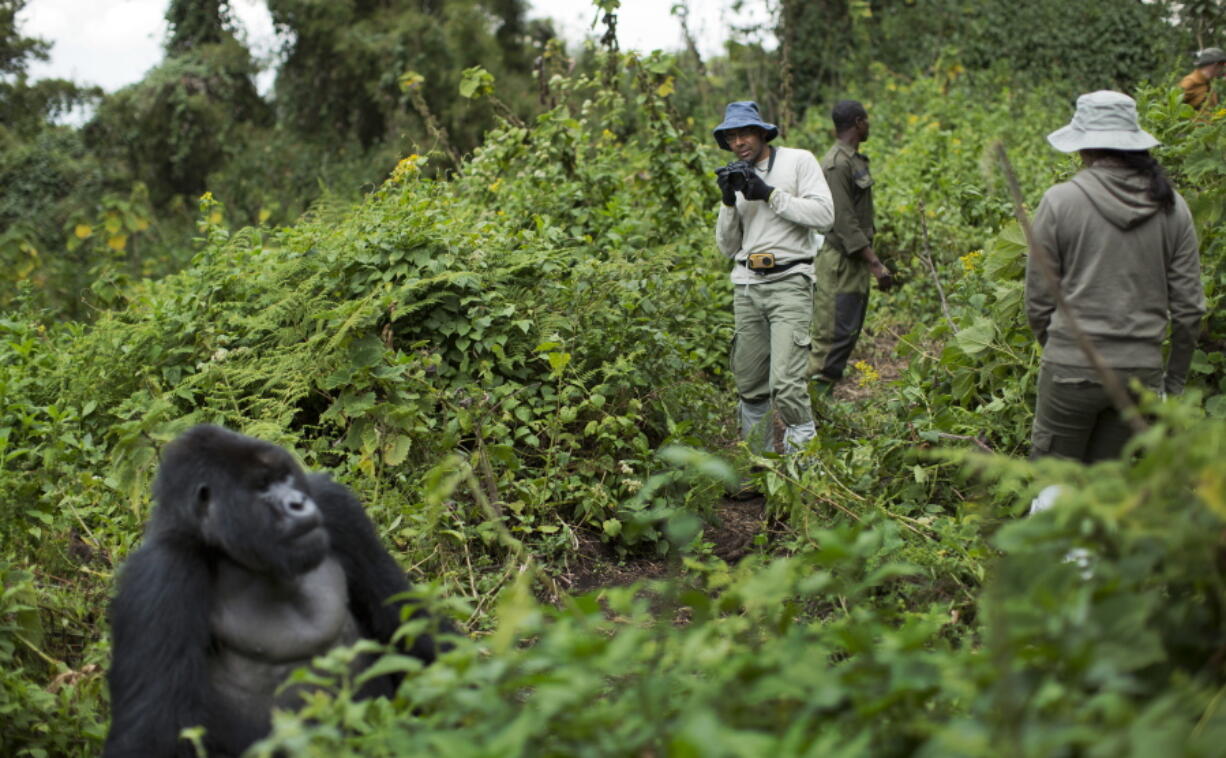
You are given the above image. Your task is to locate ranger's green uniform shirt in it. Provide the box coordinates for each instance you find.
[809,141,877,380]
[821,142,875,256]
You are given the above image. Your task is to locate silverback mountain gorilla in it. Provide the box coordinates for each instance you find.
[104,425,449,757]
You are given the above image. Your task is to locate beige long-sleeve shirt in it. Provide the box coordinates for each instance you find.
[715,146,835,285]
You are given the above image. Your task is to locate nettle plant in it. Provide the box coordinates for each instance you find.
[252,398,1226,757]
[34,48,736,569]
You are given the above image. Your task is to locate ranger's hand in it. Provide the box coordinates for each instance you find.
[742,171,775,202]
[714,167,737,207]
[870,260,894,292]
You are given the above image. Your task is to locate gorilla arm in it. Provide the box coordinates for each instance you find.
[308,474,448,668]
[104,540,213,758]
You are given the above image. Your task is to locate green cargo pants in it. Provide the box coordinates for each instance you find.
[809,243,871,380]
[731,274,815,450]
[1030,362,1163,463]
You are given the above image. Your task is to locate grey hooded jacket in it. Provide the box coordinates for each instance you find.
[1026,162,1204,394]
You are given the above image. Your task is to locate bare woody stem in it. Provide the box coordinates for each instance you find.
[993,142,1148,435]
[916,198,957,333]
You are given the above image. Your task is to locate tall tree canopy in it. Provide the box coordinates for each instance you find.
[267,0,539,150]
[779,0,1185,113]
[85,0,269,200]
[0,0,99,135]
[165,0,233,54]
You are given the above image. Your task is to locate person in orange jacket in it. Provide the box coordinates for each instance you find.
[1179,47,1226,111]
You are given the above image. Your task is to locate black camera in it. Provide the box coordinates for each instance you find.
[716,160,753,192]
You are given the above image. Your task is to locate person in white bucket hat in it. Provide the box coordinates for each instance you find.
[1025,91,1205,462]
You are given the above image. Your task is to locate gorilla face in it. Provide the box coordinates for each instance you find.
[154,426,331,581]
[200,471,331,580]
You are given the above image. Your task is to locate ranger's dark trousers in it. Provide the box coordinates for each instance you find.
[809,244,870,380]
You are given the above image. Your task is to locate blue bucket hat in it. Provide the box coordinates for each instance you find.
[712,101,779,151]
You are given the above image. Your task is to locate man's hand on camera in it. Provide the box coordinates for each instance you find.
[742,171,774,202]
[714,167,737,207]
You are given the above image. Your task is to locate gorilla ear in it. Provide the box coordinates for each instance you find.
[195,483,210,520]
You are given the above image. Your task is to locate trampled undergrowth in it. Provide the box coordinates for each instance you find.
[2,46,1226,757]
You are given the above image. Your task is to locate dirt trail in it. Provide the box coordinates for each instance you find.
[559,496,768,595]
[827,324,909,404]
[556,326,908,594]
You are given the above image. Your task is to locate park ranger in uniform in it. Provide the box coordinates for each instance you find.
[810,100,892,387]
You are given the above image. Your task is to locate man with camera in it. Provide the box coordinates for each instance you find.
[809,100,892,388]
[714,101,834,455]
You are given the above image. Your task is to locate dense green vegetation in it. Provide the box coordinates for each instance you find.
[3,0,1226,755]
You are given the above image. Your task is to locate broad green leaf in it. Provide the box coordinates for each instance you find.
[954,317,996,355]
[546,351,571,374]
[383,435,412,466]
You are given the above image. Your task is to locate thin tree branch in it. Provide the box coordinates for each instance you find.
[917,199,957,333]
[934,432,994,454]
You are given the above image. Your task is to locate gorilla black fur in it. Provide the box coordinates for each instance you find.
[104,425,446,758]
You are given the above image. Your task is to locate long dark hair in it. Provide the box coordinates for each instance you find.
[1082,148,1176,212]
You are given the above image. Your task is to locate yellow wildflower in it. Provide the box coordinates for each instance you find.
[959,250,983,273]
[389,154,426,184]
[852,360,880,387]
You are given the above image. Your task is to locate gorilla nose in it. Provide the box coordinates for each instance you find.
[281,493,319,522]
[282,498,322,539]
[266,479,322,533]
[285,493,313,515]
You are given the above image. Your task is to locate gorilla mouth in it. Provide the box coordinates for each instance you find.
[283,517,324,542]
